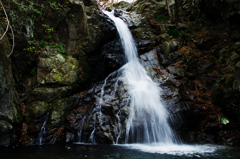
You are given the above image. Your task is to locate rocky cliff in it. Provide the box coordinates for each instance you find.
[0,0,240,147]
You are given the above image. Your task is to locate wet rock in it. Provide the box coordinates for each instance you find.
[101,38,125,75]
[167,65,185,78]
[65,70,131,144]
[114,9,122,17]
[129,11,143,28]
[105,7,112,12]
[160,41,179,57]
[66,132,75,143]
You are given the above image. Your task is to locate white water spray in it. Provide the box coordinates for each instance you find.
[103,11,178,144]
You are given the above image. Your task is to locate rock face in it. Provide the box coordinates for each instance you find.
[67,70,131,144]
[0,34,21,146]
[0,0,117,146]
[101,38,125,75]
[1,0,240,147]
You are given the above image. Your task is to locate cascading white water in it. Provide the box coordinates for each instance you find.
[103,10,178,144]
[39,112,49,145]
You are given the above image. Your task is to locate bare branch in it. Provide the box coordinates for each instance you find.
[0,1,15,57]
[0,0,9,41]
[7,25,14,57]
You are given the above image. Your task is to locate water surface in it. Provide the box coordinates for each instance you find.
[1,144,240,159]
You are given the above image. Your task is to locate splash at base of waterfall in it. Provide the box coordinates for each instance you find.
[123,144,224,156]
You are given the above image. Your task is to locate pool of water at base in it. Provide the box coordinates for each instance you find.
[1,143,240,159]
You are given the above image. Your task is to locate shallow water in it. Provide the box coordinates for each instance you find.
[1,144,240,159]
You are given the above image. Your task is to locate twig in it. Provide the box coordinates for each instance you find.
[0,1,15,57]
[7,25,14,57]
[0,0,9,41]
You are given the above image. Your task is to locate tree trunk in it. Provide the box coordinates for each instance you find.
[174,0,179,21]
[166,0,173,23]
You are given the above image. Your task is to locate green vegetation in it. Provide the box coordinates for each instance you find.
[12,0,42,15]
[155,15,166,22]
[93,25,99,29]
[30,67,37,75]
[37,40,47,48]
[167,28,184,38]
[42,24,54,33]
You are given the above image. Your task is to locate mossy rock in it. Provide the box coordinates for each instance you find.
[43,56,79,85]
[25,101,49,124]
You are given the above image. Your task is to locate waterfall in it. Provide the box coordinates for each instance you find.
[38,112,49,145]
[103,10,178,144]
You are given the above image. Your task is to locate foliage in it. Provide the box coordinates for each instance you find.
[167,28,184,38]
[42,24,53,33]
[30,67,37,75]
[37,40,47,48]
[155,15,166,22]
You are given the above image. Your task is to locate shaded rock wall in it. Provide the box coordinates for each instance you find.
[0,0,117,146]
[0,33,22,146]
